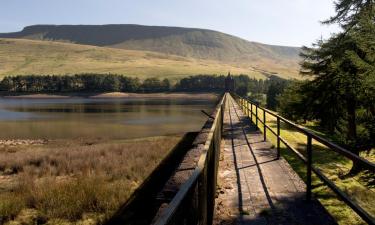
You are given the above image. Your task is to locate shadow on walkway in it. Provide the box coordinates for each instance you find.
[214,96,336,225]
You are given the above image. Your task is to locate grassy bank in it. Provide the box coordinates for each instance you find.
[0,136,182,224]
[243,103,375,225]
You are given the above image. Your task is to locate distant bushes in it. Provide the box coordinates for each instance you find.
[0,74,183,93]
[176,75,226,92]
[0,74,228,93]
[0,74,289,97]
[0,74,141,93]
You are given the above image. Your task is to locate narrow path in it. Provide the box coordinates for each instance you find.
[214,95,336,225]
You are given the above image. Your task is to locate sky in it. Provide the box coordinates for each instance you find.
[0,0,340,47]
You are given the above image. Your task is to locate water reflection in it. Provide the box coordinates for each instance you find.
[0,98,216,139]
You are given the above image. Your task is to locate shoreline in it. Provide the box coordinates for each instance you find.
[0,92,218,100]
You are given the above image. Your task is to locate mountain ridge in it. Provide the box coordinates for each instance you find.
[1,24,300,47]
[0,24,302,79]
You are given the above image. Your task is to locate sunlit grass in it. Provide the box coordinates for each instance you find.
[0,38,267,81]
[0,136,182,224]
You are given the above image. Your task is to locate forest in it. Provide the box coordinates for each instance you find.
[276,0,375,173]
[0,74,288,101]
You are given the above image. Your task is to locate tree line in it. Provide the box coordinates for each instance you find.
[0,74,287,96]
[0,74,166,93]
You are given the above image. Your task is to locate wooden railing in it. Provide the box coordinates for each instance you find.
[153,93,227,225]
[232,93,375,225]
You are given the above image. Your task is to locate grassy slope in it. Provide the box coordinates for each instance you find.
[109,30,301,78]
[0,24,302,79]
[0,38,267,80]
[242,103,375,225]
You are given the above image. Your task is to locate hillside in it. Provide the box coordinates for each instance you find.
[0,38,268,80]
[0,24,302,79]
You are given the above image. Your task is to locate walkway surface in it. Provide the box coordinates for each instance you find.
[214,95,336,225]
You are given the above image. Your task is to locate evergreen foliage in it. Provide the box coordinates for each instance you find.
[281,0,375,172]
[0,74,286,95]
[265,76,288,110]
[0,74,142,93]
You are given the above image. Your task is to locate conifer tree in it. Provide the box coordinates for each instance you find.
[300,0,374,173]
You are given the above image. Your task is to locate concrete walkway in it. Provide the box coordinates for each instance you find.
[214,95,336,225]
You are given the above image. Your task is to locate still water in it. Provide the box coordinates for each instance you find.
[0,97,216,139]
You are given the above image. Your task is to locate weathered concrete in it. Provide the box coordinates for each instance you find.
[214,95,336,225]
[150,103,221,224]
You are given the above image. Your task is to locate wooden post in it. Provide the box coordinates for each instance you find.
[247,101,249,117]
[263,110,266,141]
[306,135,312,201]
[255,104,258,129]
[221,104,224,133]
[198,167,208,224]
[250,102,253,122]
[277,117,280,159]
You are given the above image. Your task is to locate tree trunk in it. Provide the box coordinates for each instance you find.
[347,100,361,174]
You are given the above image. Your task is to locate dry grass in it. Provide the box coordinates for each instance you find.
[0,136,182,224]
[0,38,269,81]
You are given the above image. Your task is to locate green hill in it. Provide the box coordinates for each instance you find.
[0,38,268,80]
[0,24,302,79]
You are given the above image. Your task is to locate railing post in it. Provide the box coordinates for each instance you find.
[247,101,249,117]
[221,104,224,134]
[277,117,280,159]
[198,167,208,225]
[263,110,266,141]
[306,135,312,201]
[250,102,253,122]
[255,104,258,129]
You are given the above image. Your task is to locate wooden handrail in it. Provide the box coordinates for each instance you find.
[232,93,375,171]
[154,93,227,225]
[233,93,375,225]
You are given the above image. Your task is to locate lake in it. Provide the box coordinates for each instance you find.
[0,97,217,140]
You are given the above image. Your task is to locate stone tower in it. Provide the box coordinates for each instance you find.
[225,72,235,92]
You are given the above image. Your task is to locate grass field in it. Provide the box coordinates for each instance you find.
[0,38,272,81]
[0,136,182,224]
[0,24,302,80]
[240,102,374,225]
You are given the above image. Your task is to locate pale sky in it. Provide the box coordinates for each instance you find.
[0,0,340,47]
